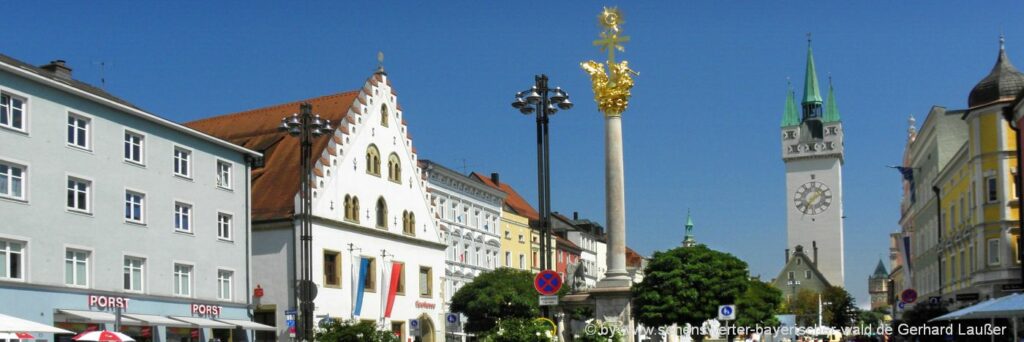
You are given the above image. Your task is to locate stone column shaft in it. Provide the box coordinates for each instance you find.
[601,114,630,287]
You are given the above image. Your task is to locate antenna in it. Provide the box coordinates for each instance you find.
[92,60,114,89]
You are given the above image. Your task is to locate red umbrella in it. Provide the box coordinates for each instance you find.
[0,332,35,340]
[71,330,135,342]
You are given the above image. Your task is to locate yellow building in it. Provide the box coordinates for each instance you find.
[472,173,536,271]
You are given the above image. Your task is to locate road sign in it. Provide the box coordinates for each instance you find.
[446,313,460,330]
[901,289,918,304]
[897,301,906,310]
[534,270,562,295]
[717,304,736,321]
[409,319,421,336]
[297,280,318,301]
[928,296,941,305]
[539,295,559,306]
[285,309,297,338]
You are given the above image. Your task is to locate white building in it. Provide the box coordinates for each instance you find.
[0,55,266,341]
[559,212,607,289]
[188,68,447,341]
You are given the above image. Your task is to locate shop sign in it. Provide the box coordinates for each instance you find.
[956,293,980,301]
[414,301,436,309]
[191,303,223,317]
[254,285,264,298]
[88,295,130,310]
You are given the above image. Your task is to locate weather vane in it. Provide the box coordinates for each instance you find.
[581,7,638,117]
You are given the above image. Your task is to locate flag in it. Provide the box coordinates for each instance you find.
[894,166,914,182]
[385,263,402,318]
[901,235,913,288]
[379,260,391,320]
[353,258,369,317]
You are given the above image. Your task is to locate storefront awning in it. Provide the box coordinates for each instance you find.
[168,316,234,329]
[56,310,141,324]
[120,314,192,328]
[213,319,276,331]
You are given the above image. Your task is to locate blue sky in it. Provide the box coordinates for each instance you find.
[5,1,1023,308]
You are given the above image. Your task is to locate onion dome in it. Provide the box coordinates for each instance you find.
[968,36,1024,107]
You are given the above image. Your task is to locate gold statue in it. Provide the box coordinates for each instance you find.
[582,7,638,117]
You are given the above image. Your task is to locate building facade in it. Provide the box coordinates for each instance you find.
[779,41,846,287]
[561,212,607,289]
[188,69,447,341]
[771,245,832,301]
[471,173,534,271]
[0,55,264,341]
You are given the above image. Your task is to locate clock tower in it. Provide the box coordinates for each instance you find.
[780,39,845,287]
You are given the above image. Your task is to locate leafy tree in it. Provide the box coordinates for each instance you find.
[632,245,749,341]
[314,319,399,342]
[822,286,858,328]
[480,318,554,342]
[736,279,783,328]
[450,268,540,333]
[857,308,886,327]
[787,289,819,326]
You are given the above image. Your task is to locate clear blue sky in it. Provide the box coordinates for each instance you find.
[6,1,1023,308]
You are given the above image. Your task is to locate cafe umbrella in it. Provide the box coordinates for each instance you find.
[71,330,135,342]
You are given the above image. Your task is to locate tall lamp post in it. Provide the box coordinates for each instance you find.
[279,103,333,341]
[511,75,573,275]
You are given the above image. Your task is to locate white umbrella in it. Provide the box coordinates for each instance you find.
[929,298,999,321]
[960,293,1024,319]
[0,332,35,340]
[72,330,134,342]
[0,313,73,334]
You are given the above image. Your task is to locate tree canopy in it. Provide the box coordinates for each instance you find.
[736,279,783,328]
[449,268,541,333]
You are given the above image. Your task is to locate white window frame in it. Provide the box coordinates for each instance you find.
[0,159,26,201]
[217,212,233,241]
[123,256,145,292]
[124,130,145,165]
[66,113,91,150]
[124,189,145,224]
[64,249,90,288]
[173,263,193,297]
[217,269,233,300]
[173,147,192,179]
[216,160,232,190]
[174,201,193,233]
[986,176,999,203]
[0,239,25,281]
[66,176,92,213]
[0,91,27,132]
[988,238,1001,266]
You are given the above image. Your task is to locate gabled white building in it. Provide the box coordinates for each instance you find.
[188,68,446,342]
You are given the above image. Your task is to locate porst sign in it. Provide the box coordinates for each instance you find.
[191,304,222,317]
[88,295,130,310]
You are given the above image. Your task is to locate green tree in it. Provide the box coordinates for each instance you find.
[822,286,858,328]
[632,245,749,341]
[736,279,783,328]
[314,319,399,342]
[480,318,553,342]
[787,289,819,326]
[450,268,539,333]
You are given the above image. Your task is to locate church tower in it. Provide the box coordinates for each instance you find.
[780,39,846,287]
[682,210,697,248]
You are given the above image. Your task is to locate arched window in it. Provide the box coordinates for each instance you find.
[344,195,360,223]
[388,153,401,183]
[353,197,360,223]
[366,145,381,176]
[403,211,416,236]
[344,195,352,220]
[380,105,389,127]
[375,197,387,229]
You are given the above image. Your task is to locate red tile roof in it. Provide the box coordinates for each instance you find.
[185,91,359,221]
[626,247,644,268]
[555,235,582,253]
[470,173,539,220]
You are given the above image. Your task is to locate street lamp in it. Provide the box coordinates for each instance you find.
[510,75,573,275]
[279,103,333,341]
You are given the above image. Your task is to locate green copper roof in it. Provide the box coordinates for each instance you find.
[802,43,823,105]
[781,86,799,127]
[823,79,840,122]
[872,259,888,277]
[685,211,694,229]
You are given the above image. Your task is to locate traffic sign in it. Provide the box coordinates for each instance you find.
[717,305,736,321]
[901,289,918,304]
[928,296,941,305]
[534,270,562,295]
[897,301,906,310]
[446,313,460,330]
[409,319,421,336]
[539,295,559,306]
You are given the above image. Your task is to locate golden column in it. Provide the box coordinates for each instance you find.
[582,7,637,289]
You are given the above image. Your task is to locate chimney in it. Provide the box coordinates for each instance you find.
[41,60,72,80]
[490,172,500,185]
[812,241,818,266]
[785,248,790,263]
[573,211,579,220]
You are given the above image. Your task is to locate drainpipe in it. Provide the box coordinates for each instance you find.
[244,156,257,321]
[933,185,942,296]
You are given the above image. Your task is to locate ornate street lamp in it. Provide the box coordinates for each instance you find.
[279,103,333,341]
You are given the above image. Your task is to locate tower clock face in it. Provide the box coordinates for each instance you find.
[794,181,832,215]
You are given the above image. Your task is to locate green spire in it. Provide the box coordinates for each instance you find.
[683,209,697,247]
[872,259,888,278]
[823,76,840,122]
[781,80,799,127]
[802,38,823,105]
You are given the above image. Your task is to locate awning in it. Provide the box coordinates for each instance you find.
[168,316,234,329]
[56,310,141,324]
[213,319,276,331]
[0,313,73,334]
[120,314,192,328]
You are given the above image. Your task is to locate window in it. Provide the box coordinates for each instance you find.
[519,254,524,269]
[217,161,232,189]
[174,264,192,296]
[174,148,191,178]
[124,132,144,164]
[67,114,90,149]
[388,153,401,183]
[394,261,406,294]
[988,239,1001,265]
[505,231,511,240]
[0,93,25,131]
[950,255,957,281]
[391,322,404,341]
[987,176,998,203]
[344,195,360,222]
[65,250,89,287]
[787,271,794,280]
[0,161,25,200]
[796,258,802,265]
[402,211,415,236]
[66,177,90,212]
[505,252,511,266]
[381,105,389,127]
[125,191,144,223]
[123,257,144,292]
[0,240,24,280]
[419,266,432,297]
[174,202,192,233]
[324,251,340,288]
[376,197,388,229]
[960,250,966,280]
[805,270,811,279]
[519,234,525,243]
[363,257,377,291]
[217,213,232,240]
[218,270,233,300]
[366,145,381,176]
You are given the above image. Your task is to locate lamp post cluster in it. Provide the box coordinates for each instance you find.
[279,103,333,341]
[511,74,573,274]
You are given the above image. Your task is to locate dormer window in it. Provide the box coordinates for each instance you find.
[381,105,389,127]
